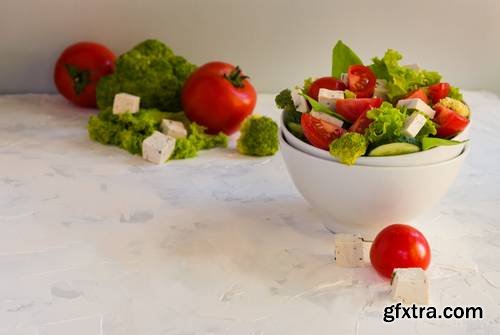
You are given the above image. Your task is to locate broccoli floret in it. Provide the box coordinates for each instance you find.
[437,97,470,118]
[236,115,279,156]
[275,88,306,140]
[171,123,228,160]
[329,132,367,165]
[96,39,196,112]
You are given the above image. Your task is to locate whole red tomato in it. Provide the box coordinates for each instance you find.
[370,224,431,279]
[181,62,257,135]
[54,42,116,108]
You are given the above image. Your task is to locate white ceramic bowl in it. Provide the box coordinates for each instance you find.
[280,131,469,239]
[281,115,470,167]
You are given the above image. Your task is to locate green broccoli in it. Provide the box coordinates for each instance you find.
[96,39,196,112]
[236,115,279,156]
[329,132,368,165]
[275,89,304,139]
[88,108,226,159]
[171,123,228,160]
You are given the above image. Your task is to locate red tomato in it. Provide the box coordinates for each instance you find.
[301,113,345,150]
[428,83,451,104]
[406,88,430,105]
[434,104,469,138]
[54,42,116,108]
[181,62,256,135]
[349,110,372,134]
[307,77,347,101]
[370,224,431,279]
[347,65,376,98]
[336,98,382,123]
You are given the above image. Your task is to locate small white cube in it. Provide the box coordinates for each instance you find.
[291,89,309,114]
[318,88,344,111]
[112,93,140,115]
[373,79,388,99]
[397,98,436,119]
[340,73,349,86]
[142,131,176,164]
[310,111,344,128]
[402,111,427,138]
[334,234,364,267]
[161,119,187,139]
[391,268,429,305]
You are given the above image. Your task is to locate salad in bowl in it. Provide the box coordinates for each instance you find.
[276,41,470,165]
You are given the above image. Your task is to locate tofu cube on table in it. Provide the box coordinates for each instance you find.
[310,111,344,128]
[112,93,140,115]
[161,119,187,139]
[318,88,344,111]
[291,89,309,114]
[334,234,365,267]
[391,268,429,305]
[402,111,427,138]
[397,98,436,119]
[142,131,176,164]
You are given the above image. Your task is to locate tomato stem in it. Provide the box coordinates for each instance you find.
[223,66,249,88]
[65,64,91,95]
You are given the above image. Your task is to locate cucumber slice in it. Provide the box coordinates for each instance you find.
[368,143,420,157]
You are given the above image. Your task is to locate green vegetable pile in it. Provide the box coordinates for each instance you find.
[88,39,228,161]
[237,115,279,156]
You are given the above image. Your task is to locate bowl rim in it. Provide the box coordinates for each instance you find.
[280,113,470,162]
[280,129,470,170]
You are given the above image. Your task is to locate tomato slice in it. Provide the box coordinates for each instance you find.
[434,104,469,138]
[406,88,430,105]
[347,65,376,98]
[349,110,372,134]
[307,77,346,101]
[336,97,382,123]
[428,83,451,104]
[301,113,345,150]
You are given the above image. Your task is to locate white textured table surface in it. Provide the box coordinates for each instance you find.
[1,93,499,335]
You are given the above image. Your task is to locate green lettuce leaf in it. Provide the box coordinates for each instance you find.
[449,86,464,101]
[331,41,363,78]
[421,137,468,151]
[365,102,406,146]
[370,49,441,102]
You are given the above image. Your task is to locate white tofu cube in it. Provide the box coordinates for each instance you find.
[160,119,187,139]
[334,234,364,267]
[397,98,436,119]
[112,93,140,115]
[291,89,309,114]
[340,73,349,86]
[142,131,176,164]
[391,268,429,305]
[373,79,388,99]
[402,111,427,138]
[318,88,344,111]
[311,111,344,128]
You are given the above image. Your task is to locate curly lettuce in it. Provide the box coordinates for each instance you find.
[370,50,441,102]
[365,102,407,146]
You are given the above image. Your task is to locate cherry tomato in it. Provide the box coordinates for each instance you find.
[349,110,372,134]
[434,104,469,138]
[335,97,382,123]
[406,88,430,105]
[54,42,116,108]
[428,83,451,104]
[370,224,431,279]
[307,77,347,101]
[347,65,376,98]
[181,62,256,135]
[301,113,345,150]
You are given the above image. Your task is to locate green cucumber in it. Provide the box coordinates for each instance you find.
[368,143,420,157]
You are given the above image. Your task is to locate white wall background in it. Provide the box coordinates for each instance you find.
[1,0,499,94]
